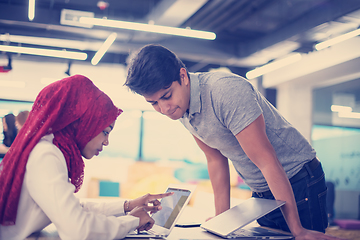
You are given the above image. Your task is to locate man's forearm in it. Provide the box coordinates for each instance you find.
[262,162,304,236]
[207,157,231,215]
[192,135,231,216]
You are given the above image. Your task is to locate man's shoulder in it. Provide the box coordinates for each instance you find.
[196,71,247,86]
[194,72,251,98]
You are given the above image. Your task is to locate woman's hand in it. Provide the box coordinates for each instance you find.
[127,192,174,214]
[128,207,154,231]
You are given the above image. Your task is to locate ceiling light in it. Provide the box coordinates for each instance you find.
[337,111,360,119]
[0,45,87,60]
[91,32,117,65]
[331,104,353,112]
[0,80,26,88]
[315,28,360,51]
[79,17,216,40]
[246,53,302,79]
[28,0,35,21]
[331,104,360,119]
[60,9,94,28]
[0,34,89,50]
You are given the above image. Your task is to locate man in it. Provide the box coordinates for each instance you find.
[125,44,339,240]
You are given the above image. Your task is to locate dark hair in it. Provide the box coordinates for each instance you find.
[125,44,187,95]
[2,113,17,147]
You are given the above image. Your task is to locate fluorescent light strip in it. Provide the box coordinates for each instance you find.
[0,45,87,60]
[0,34,88,50]
[91,32,117,65]
[0,80,26,88]
[338,111,360,119]
[246,53,302,79]
[28,0,35,21]
[331,105,360,119]
[79,17,216,40]
[331,104,353,112]
[315,28,360,51]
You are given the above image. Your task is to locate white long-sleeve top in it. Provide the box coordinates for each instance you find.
[0,134,139,240]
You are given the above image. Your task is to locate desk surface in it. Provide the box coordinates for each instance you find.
[23,194,354,240]
[25,200,263,240]
[26,205,292,240]
[25,195,298,239]
[25,205,222,239]
[26,223,293,240]
[26,225,219,240]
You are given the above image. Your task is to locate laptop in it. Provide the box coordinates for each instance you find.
[201,198,294,239]
[126,183,196,238]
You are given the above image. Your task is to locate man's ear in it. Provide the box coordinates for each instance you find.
[180,68,189,85]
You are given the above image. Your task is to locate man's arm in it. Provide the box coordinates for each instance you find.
[235,114,344,240]
[193,135,231,215]
[235,114,303,235]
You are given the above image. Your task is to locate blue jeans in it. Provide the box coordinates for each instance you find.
[252,160,328,233]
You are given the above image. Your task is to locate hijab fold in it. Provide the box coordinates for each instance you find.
[0,75,122,225]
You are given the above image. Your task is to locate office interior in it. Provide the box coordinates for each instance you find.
[0,0,359,230]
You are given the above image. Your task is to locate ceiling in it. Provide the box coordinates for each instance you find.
[1,0,360,76]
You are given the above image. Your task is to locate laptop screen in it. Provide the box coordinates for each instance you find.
[151,187,191,229]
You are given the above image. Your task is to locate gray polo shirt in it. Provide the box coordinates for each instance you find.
[179,71,316,192]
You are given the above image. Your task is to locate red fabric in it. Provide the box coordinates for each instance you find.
[0,75,122,226]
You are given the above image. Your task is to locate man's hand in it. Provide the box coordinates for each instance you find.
[128,192,174,214]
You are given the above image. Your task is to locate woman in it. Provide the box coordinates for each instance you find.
[0,75,172,239]
[0,113,17,156]
[2,113,17,148]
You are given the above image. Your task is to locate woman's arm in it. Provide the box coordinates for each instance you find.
[25,142,138,240]
[0,143,9,154]
[80,200,127,217]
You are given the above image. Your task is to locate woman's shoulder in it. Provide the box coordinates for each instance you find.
[32,134,57,151]
[28,134,65,166]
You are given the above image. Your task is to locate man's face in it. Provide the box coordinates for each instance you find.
[144,68,190,120]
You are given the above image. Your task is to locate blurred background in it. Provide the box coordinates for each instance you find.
[0,0,359,222]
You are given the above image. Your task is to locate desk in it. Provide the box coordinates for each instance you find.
[25,205,219,239]
[25,194,295,240]
[26,223,293,240]
[26,205,292,240]
[26,225,225,240]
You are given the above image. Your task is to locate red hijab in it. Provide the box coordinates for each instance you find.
[0,75,122,225]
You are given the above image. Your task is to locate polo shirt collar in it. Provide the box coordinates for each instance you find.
[188,72,201,116]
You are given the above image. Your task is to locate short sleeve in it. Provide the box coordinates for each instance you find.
[210,76,263,136]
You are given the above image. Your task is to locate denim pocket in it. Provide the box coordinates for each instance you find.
[294,174,328,232]
[318,189,328,230]
[296,196,313,230]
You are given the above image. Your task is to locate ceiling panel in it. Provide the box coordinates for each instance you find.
[0,0,360,72]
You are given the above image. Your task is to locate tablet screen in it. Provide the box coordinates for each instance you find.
[151,187,191,229]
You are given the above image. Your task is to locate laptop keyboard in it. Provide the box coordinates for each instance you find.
[228,228,254,238]
[128,229,157,235]
[227,227,293,239]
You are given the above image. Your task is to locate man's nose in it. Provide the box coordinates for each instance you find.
[158,101,170,114]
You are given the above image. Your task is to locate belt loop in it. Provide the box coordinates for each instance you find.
[305,162,314,178]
